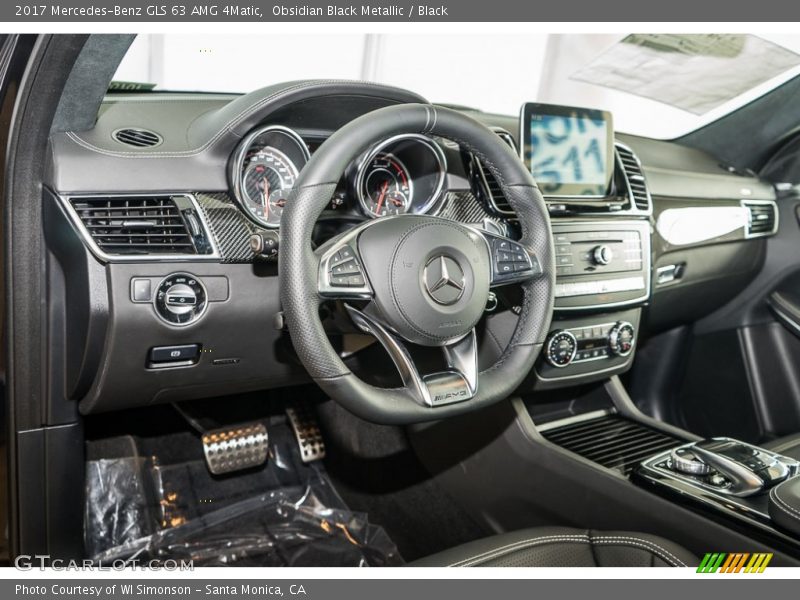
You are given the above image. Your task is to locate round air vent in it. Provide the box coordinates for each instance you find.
[112,127,163,148]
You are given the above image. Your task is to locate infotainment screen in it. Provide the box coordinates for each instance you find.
[520,103,614,198]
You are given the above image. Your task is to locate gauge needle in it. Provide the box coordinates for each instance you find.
[262,176,270,216]
[375,181,389,214]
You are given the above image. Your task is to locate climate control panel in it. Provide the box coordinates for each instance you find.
[544,320,636,369]
[535,309,641,387]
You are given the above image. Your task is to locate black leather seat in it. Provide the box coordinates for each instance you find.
[412,527,697,567]
[764,434,800,460]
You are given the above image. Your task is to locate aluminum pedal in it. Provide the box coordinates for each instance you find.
[286,405,326,463]
[201,422,269,475]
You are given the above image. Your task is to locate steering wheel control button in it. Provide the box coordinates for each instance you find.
[545,330,578,368]
[130,278,152,303]
[487,236,537,284]
[319,241,373,296]
[424,255,466,305]
[608,321,636,356]
[149,344,201,364]
[154,273,208,326]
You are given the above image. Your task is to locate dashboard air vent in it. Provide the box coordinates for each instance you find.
[69,195,206,256]
[742,200,779,238]
[615,143,652,213]
[540,412,681,477]
[112,127,163,148]
[474,130,517,217]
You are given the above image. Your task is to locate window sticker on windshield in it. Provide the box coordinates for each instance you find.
[571,34,800,115]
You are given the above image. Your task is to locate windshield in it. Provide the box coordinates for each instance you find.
[112,33,800,139]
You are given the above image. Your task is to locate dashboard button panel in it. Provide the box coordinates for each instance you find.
[551,220,651,311]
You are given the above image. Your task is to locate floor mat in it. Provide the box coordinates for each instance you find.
[84,423,403,567]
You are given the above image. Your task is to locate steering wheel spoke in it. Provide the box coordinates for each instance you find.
[344,304,478,408]
[317,228,374,300]
[476,229,544,287]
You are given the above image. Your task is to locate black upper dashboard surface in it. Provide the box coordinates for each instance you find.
[47,80,774,205]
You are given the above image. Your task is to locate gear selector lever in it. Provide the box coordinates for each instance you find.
[667,438,799,497]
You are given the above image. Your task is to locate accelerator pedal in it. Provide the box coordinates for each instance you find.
[201,422,269,475]
[286,405,326,463]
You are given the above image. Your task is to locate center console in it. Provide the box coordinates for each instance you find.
[531,384,800,557]
[636,439,800,538]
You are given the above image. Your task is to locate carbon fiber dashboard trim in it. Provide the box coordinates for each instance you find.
[195,190,504,264]
[195,192,269,263]
[440,191,505,229]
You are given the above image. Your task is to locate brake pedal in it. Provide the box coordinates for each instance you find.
[201,422,269,475]
[286,405,326,463]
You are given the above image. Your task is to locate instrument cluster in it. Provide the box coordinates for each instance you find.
[229,127,447,229]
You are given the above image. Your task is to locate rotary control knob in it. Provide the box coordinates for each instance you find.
[608,321,635,356]
[545,330,578,368]
[154,273,207,326]
[669,447,713,476]
[592,244,613,266]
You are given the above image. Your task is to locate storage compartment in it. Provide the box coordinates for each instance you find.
[539,411,683,477]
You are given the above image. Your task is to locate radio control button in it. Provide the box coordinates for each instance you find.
[592,244,613,266]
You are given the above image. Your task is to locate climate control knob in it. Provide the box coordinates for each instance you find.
[608,321,635,356]
[545,330,578,368]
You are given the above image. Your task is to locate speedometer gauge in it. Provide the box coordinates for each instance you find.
[353,134,447,220]
[242,148,297,227]
[230,125,310,229]
[359,153,413,217]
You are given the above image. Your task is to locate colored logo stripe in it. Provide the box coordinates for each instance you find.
[697,553,773,573]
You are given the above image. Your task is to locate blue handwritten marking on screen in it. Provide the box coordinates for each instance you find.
[529,114,608,195]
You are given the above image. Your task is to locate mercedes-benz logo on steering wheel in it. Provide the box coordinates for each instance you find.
[423,255,466,305]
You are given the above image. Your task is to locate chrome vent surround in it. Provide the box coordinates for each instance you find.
[112,127,163,148]
[66,195,217,260]
[473,129,518,217]
[615,143,652,214]
[742,199,779,238]
[540,412,681,477]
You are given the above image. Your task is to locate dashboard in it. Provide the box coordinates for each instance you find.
[42,80,780,414]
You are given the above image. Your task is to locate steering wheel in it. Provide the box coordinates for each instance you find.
[279,104,554,424]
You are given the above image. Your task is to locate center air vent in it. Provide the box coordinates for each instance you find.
[540,412,682,477]
[742,200,779,238]
[615,143,652,214]
[472,129,518,217]
[112,127,163,148]
[68,195,215,258]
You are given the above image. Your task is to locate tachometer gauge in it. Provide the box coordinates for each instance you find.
[230,125,310,229]
[241,148,297,227]
[359,153,413,217]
